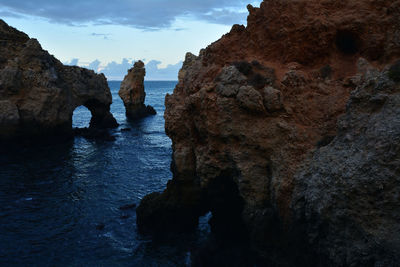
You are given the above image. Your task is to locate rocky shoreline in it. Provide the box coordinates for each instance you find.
[1,0,400,265]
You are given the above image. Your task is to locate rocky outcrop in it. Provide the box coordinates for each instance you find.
[118,61,156,120]
[137,0,400,265]
[0,20,118,141]
[291,62,400,266]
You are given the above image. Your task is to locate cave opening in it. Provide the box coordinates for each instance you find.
[192,172,256,266]
[335,30,360,55]
[72,105,92,128]
[204,171,246,240]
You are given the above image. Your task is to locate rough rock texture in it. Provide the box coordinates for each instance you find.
[118,61,156,120]
[291,63,400,266]
[0,20,118,140]
[137,0,400,265]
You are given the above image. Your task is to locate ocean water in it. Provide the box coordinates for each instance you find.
[0,81,210,266]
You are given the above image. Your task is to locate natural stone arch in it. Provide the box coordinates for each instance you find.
[70,98,118,129]
[0,20,118,140]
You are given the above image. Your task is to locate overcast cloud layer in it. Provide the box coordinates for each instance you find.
[0,0,252,29]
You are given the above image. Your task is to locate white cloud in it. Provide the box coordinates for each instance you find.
[83,58,181,80]
[88,59,101,72]
[65,58,79,66]
[145,60,182,81]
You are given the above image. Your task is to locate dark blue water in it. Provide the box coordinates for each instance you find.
[0,81,210,266]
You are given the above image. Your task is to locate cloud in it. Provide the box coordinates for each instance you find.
[85,58,181,80]
[91,33,111,40]
[88,59,101,72]
[99,58,134,80]
[146,60,182,81]
[0,0,258,30]
[66,58,79,65]
[198,9,249,26]
[0,10,23,18]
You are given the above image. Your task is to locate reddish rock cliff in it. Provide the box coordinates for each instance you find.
[137,0,400,265]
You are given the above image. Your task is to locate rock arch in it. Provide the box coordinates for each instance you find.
[71,97,118,130]
[0,20,118,140]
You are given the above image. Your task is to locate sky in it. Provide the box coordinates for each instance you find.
[0,0,261,80]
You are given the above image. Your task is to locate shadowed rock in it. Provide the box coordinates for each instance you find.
[118,61,156,120]
[136,180,204,234]
[0,20,118,141]
[0,20,118,140]
[292,66,400,266]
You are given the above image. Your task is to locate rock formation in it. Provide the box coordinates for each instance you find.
[137,0,400,265]
[0,20,118,141]
[118,61,156,120]
[291,61,400,266]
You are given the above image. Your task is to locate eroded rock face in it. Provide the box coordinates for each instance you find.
[137,0,400,265]
[0,20,118,140]
[118,61,156,120]
[291,64,400,266]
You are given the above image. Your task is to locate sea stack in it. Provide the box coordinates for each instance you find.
[0,19,118,141]
[137,0,400,265]
[118,61,156,120]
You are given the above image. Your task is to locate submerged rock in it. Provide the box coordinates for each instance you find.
[137,0,400,265]
[0,20,118,141]
[118,61,156,120]
[136,180,204,234]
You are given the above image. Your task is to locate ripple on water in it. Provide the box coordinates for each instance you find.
[0,81,209,266]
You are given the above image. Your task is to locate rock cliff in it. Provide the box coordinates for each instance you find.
[0,20,118,141]
[118,61,156,120]
[137,0,400,265]
[291,62,400,266]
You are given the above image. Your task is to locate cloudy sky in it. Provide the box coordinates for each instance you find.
[1,0,261,80]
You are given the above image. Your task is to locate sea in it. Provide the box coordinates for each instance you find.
[0,81,211,266]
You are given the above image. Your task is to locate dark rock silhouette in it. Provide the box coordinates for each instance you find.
[118,61,156,120]
[0,20,118,141]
